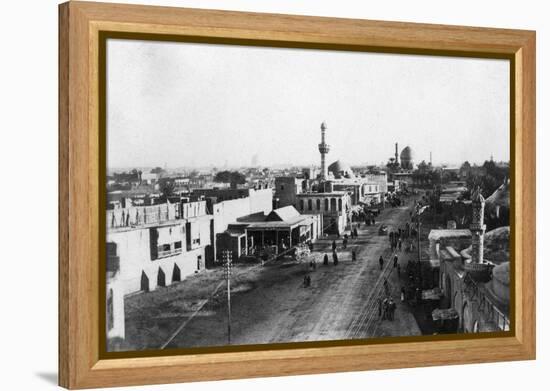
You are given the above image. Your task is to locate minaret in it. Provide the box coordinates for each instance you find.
[470,187,486,264]
[395,143,399,164]
[318,122,330,181]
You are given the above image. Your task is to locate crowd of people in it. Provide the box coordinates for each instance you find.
[300,194,423,330]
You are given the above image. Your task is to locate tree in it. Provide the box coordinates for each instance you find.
[214,170,246,185]
[151,167,164,174]
[160,180,175,201]
[465,160,509,198]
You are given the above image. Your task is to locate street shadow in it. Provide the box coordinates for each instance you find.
[35,372,58,385]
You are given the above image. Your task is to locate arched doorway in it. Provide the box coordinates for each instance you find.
[157,267,166,287]
[452,291,458,310]
[462,301,472,333]
[106,288,114,331]
[444,274,452,308]
[172,263,181,283]
[140,271,149,292]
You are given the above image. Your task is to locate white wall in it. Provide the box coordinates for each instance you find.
[0,0,547,390]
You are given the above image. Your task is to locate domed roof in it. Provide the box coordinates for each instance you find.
[492,262,509,285]
[328,160,354,179]
[400,146,414,161]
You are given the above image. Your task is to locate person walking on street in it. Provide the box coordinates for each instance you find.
[393,255,398,268]
[388,298,396,321]
[323,253,329,266]
[379,255,384,270]
[352,249,357,262]
[333,251,339,266]
[332,240,337,252]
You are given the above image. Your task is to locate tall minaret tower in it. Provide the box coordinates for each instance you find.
[318,122,330,181]
[395,142,399,164]
[470,187,486,264]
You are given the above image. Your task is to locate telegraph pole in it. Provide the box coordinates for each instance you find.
[417,208,421,263]
[223,250,233,344]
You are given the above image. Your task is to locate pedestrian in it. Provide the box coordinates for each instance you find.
[332,240,337,251]
[323,253,329,266]
[400,287,406,302]
[382,298,389,320]
[333,251,339,266]
[393,255,398,268]
[352,249,357,262]
[398,239,402,251]
[307,275,311,287]
[377,298,382,318]
[343,237,348,249]
[303,275,308,288]
[379,255,384,270]
[353,227,358,238]
[388,299,396,321]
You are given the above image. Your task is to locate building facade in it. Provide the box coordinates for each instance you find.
[296,190,351,235]
[430,189,509,333]
[106,200,215,296]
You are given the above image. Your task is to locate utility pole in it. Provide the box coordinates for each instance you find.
[223,250,233,344]
[417,208,421,263]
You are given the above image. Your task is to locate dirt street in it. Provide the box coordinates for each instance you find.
[155,200,421,350]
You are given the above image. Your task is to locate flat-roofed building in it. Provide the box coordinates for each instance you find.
[296,189,351,235]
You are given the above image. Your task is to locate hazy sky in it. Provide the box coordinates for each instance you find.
[107,39,510,169]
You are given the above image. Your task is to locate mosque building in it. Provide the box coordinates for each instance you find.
[387,142,416,188]
[276,122,387,235]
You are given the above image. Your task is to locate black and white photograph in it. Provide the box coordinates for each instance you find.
[105,38,511,352]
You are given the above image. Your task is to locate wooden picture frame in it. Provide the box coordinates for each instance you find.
[59,1,536,389]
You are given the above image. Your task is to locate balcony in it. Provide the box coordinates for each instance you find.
[157,248,182,259]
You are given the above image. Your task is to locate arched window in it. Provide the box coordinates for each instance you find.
[308,199,312,211]
[300,199,304,210]
[316,199,321,210]
[324,198,329,211]
[107,289,114,331]
[330,198,336,211]
[338,198,343,211]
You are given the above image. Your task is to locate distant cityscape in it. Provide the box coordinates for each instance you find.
[106,122,511,352]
